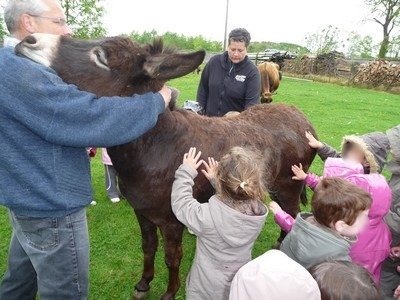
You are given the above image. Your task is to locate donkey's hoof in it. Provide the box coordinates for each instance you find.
[133,289,149,300]
[160,292,174,300]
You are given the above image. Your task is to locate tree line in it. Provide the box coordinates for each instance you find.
[128,30,222,52]
[0,0,399,58]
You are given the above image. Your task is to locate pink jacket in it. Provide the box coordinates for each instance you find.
[347,173,392,284]
[305,157,364,189]
[275,158,391,283]
[275,158,365,232]
[101,148,113,165]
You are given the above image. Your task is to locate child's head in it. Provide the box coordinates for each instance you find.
[312,177,371,237]
[215,147,265,201]
[341,135,380,173]
[309,260,380,300]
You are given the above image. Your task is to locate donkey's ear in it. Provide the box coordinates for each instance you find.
[143,50,205,80]
[89,46,110,71]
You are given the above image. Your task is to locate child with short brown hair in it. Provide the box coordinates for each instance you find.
[280,177,371,269]
[171,147,268,299]
[309,261,380,300]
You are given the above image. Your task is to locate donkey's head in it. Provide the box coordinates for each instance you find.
[15,33,205,98]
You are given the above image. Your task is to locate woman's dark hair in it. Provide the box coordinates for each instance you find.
[309,261,380,300]
[228,28,251,47]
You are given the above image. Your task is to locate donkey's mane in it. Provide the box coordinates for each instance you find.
[147,37,176,55]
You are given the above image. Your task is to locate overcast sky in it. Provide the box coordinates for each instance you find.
[102,0,384,48]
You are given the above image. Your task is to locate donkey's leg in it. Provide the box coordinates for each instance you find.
[133,212,158,300]
[159,222,185,300]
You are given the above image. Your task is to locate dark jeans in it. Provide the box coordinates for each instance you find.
[0,208,89,300]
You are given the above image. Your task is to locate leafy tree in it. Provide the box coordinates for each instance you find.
[346,32,375,58]
[305,25,342,54]
[128,30,222,52]
[365,0,400,58]
[60,0,106,39]
[388,35,400,57]
[0,10,8,43]
[248,41,309,54]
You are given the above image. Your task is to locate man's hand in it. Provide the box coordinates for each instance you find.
[201,157,218,183]
[305,131,323,149]
[183,147,203,170]
[158,85,172,108]
[292,163,307,181]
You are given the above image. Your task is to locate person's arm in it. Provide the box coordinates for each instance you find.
[317,143,341,161]
[269,201,295,232]
[244,68,261,108]
[305,131,340,161]
[171,148,212,235]
[196,62,210,112]
[275,211,296,233]
[4,60,168,147]
[304,173,321,190]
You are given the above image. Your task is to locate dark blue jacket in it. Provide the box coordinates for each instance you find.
[0,47,165,217]
[197,52,260,116]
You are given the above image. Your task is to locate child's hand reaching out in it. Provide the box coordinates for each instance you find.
[394,284,400,299]
[201,157,218,183]
[292,163,307,181]
[305,131,323,149]
[268,201,283,215]
[390,246,400,259]
[183,147,203,170]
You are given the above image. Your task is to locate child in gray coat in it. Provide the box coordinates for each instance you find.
[171,147,268,300]
[280,177,372,269]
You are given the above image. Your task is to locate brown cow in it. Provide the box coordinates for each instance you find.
[15,33,316,300]
[258,61,281,103]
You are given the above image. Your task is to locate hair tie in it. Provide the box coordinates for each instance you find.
[240,181,247,189]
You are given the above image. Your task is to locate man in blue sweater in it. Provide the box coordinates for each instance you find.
[0,1,171,299]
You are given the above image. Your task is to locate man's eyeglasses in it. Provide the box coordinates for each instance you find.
[28,14,68,27]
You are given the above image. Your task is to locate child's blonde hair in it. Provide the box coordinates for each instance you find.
[215,147,266,201]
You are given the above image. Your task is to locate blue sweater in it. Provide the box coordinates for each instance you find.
[0,47,165,217]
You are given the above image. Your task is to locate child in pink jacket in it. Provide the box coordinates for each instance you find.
[271,159,392,283]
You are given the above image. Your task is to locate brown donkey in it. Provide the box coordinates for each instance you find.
[16,34,316,300]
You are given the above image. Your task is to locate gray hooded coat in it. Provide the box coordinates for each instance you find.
[280,213,352,269]
[171,164,267,300]
[385,125,400,234]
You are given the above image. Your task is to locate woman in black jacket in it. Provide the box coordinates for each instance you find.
[197,28,261,117]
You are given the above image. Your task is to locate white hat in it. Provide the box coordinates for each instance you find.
[229,250,321,300]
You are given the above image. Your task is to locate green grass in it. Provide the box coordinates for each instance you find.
[0,75,398,299]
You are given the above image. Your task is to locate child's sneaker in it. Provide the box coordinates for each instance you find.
[110,197,120,203]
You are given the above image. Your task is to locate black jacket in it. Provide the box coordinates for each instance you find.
[197,52,261,117]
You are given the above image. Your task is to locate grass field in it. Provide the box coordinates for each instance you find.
[0,75,398,299]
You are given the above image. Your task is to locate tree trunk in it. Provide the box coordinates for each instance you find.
[378,26,390,58]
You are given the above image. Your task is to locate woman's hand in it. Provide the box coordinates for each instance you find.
[305,131,323,149]
[201,157,218,183]
[292,163,307,181]
[183,147,203,170]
